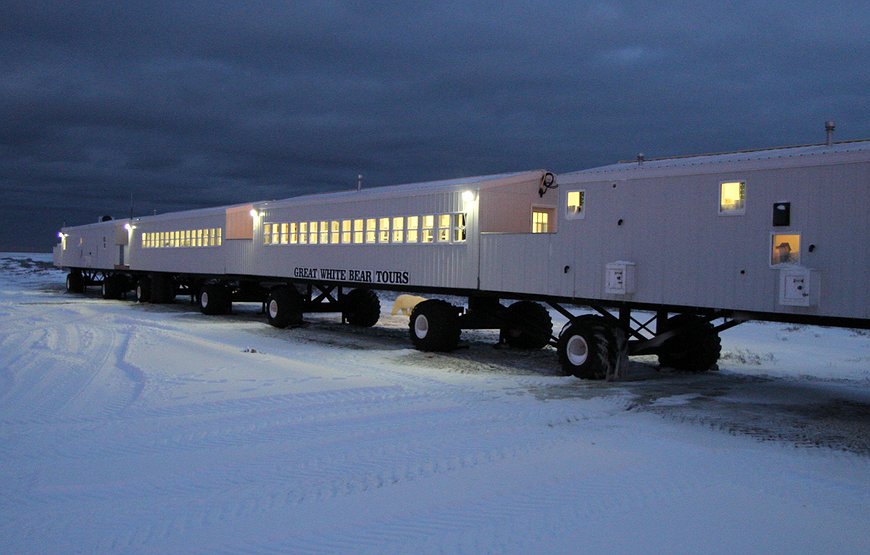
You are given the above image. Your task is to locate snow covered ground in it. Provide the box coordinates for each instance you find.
[1,253,869,554]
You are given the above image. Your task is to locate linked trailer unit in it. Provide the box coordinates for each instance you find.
[54,139,870,379]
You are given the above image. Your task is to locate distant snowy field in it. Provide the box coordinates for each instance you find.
[2,253,868,554]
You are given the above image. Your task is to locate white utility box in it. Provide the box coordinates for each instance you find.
[605,261,636,295]
[778,266,820,307]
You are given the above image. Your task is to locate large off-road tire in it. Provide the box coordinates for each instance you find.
[101,275,124,300]
[150,274,177,304]
[343,288,381,327]
[657,314,721,372]
[501,301,553,349]
[199,283,230,315]
[557,315,619,379]
[266,287,303,328]
[65,272,84,294]
[135,276,152,303]
[409,299,461,352]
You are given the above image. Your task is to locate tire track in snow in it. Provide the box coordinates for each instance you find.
[208,423,709,554]
[0,313,145,427]
[76,398,633,552]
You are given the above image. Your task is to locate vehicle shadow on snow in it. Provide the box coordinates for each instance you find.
[59,289,870,455]
[618,370,870,456]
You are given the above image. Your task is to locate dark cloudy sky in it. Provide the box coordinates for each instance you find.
[2,1,869,251]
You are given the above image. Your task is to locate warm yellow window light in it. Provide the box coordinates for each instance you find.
[567,190,585,218]
[771,233,800,265]
[720,181,746,213]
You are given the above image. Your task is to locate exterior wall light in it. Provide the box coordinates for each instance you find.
[250,209,259,218]
[461,190,477,202]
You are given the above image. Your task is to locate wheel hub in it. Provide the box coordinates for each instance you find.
[566,334,589,366]
[414,314,429,339]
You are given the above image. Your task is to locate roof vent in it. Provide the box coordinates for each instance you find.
[825,121,835,146]
[636,153,645,166]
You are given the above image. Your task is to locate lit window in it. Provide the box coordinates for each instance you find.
[366,218,377,243]
[533,209,551,233]
[264,224,272,245]
[392,217,404,243]
[406,216,419,243]
[438,214,451,242]
[299,222,308,244]
[771,233,800,265]
[309,221,319,245]
[330,221,340,244]
[319,221,328,244]
[216,228,221,246]
[271,224,279,245]
[280,223,289,244]
[422,215,435,243]
[453,213,467,242]
[353,219,363,244]
[289,222,298,244]
[379,217,391,243]
[342,220,352,244]
[720,181,746,214]
[566,190,586,219]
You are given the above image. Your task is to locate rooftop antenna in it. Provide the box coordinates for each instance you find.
[357,174,363,192]
[129,192,134,220]
[825,121,836,146]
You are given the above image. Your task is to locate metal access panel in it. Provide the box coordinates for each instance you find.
[778,267,819,307]
[604,262,636,295]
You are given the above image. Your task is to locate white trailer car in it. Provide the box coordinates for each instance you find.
[53,137,870,379]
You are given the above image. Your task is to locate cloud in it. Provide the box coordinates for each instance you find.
[1,0,869,251]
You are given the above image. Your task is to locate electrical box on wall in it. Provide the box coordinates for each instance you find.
[778,266,819,307]
[605,261,636,295]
